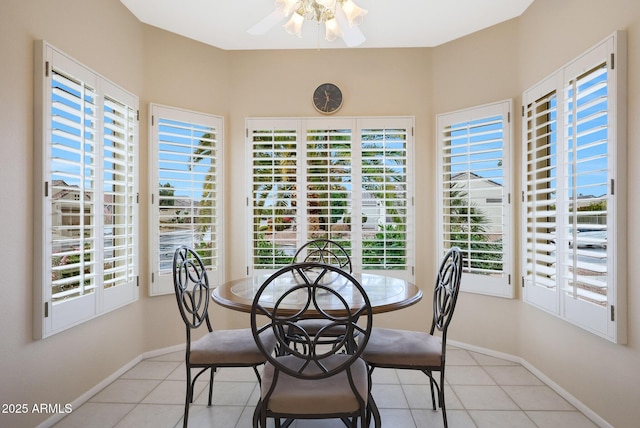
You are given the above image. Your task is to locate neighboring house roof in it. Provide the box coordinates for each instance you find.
[451,171,502,187]
[51,179,91,201]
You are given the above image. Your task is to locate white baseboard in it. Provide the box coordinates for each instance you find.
[36,343,186,428]
[448,339,612,428]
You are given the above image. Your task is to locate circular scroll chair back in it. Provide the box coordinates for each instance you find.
[250,262,375,427]
[291,239,353,343]
[432,246,463,335]
[292,239,352,273]
[173,246,212,331]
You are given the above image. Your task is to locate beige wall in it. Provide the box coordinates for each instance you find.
[1,0,639,427]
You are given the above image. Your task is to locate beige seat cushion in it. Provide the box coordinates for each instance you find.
[361,327,442,368]
[292,319,347,336]
[189,328,274,365]
[261,354,369,415]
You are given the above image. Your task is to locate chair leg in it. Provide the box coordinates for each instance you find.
[252,402,260,428]
[253,365,262,384]
[207,368,215,406]
[182,395,190,428]
[183,367,191,428]
[368,395,382,428]
[364,368,381,428]
[439,369,448,428]
[424,370,437,411]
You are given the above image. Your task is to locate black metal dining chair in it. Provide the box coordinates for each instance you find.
[291,239,353,345]
[172,246,276,427]
[292,238,352,273]
[360,247,463,428]
[250,262,380,428]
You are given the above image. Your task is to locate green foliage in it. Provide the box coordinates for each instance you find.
[329,190,348,223]
[446,185,503,272]
[362,224,406,269]
[577,200,606,211]
[51,248,92,298]
[159,182,175,206]
[195,242,213,265]
[252,134,410,269]
[254,234,290,267]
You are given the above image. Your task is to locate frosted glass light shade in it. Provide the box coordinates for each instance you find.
[284,12,305,36]
[324,18,343,41]
[341,0,367,27]
[275,0,300,16]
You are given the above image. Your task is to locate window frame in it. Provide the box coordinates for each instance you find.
[148,104,224,295]
[521,31,627,343]
[246,116,415,281]
[34,41,139,339]
[436,100,515,298]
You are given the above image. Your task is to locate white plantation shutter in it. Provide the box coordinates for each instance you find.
[149,105,224,295]
[523,83,559,313]
[358,118,412,272]
[522,32,627,343]
[437,100,513,297]
[34,41,139,338]
[305,124,353,249]
[247,117,414,280]
[102,89,138,310]
[563,63,609,306]
[249,119,300,269]
[49,69,99,306]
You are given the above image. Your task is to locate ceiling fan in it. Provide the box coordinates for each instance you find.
[247,0,367,47]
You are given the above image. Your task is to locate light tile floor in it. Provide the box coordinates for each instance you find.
[54,347,598,428]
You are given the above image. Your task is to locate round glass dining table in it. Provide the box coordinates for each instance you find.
[212,271,423,315]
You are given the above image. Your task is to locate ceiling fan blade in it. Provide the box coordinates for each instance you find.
[248,9,287,35]
[341,24,366,47]
[335,6,366,47]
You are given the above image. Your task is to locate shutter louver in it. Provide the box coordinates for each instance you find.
[524,92,559,296]
[562,63,609,305]
[103,95,136,290]
[251,127,298,269]
[361,127,409,271]
[442,115,506,275]
[156,118,219,274]
[50,69,98,302]
[305,128,352,249]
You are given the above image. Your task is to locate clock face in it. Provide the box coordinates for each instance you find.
[313,83,343,114]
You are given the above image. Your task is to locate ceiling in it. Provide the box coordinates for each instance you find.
[119,0,534,51]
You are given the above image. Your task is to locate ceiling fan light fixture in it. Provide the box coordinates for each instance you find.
[269,0,366,44]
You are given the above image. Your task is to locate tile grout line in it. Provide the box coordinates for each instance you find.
[54,348,596,428]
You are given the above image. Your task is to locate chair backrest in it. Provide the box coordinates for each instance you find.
[173,246,212,331]
[431,246,463,334]
[250,262,372,380]
[292,239,352,273]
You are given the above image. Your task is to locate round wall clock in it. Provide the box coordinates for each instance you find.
[312,83,343,114]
